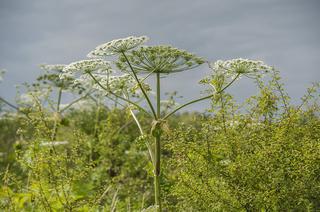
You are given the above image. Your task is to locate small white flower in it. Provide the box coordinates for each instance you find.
[220,159,231,166]
[40,141,69,147]
[87,35,149,57]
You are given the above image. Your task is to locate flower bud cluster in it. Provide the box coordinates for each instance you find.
[117,45,205,74]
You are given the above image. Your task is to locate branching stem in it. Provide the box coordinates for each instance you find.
[163,73,241,120]
[87,72,151,117]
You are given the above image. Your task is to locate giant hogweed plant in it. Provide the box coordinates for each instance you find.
[55,35,273,211]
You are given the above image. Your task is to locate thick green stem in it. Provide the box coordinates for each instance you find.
[156,73,161,118]
[154,134,161,211]
[154,73,162,211]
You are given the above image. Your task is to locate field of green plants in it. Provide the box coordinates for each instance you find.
[0,36,319,211]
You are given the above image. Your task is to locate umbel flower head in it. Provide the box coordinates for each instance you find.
[39,64,66,72]
[107,74,136,94]
[58,59,113,94]
[200,58,273,91]
[87,36,149,57]
[116,45,205,74]
[38,64,73,89]
[96,74,151,97]
[60,59,112,79]
[210,58,273,78]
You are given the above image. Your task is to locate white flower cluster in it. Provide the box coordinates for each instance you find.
[210,58,273,78]
[40,141,69,147]
[109,74,136,93]
[87,35,149,57]
[200,58,273,91]
[60,59,112,79]
[73,74,97,88]
[62,59,111,74]
[95,74,136,95]
[39,64,66,72]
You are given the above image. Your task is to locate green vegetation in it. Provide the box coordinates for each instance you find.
[0,37,319,211]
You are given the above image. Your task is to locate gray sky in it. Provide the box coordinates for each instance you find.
[0,0,319,110]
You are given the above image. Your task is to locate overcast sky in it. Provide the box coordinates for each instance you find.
[0,0,319,110]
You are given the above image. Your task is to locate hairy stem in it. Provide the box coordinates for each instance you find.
[154,72,162,211]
